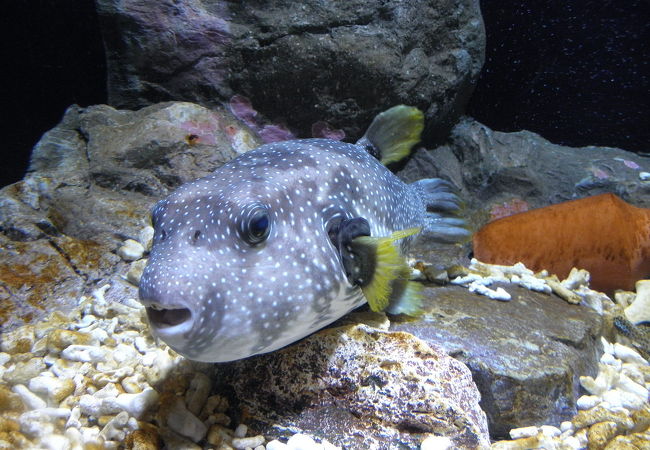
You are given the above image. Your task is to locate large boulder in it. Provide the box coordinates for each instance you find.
[391,284,603,438]
[217,321,491,449]
[399,117,650,227]
[95,0,485,141]
[0,102,259,331]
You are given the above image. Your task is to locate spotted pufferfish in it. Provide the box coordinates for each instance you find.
[138,106,468,362]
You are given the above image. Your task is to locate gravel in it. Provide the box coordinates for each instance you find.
[0,246,648,449]
[0,282,341,449]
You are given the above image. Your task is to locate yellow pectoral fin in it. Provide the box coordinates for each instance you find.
[352,227,422,313]
[387,227,421,241]
[386,278,424,317]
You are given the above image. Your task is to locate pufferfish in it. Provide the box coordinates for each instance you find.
[138,106,468,362]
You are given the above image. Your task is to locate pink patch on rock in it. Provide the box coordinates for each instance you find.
[179,120,217,145]
[489,198,529,221]
[259,125,295,143]
[224,125,238,137]
[311,121,345,140]
[621,159,640,169]
[590,167,610,180]
[229,95,258,128]
[229,94,296,143]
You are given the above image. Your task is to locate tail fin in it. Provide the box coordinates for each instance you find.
[356,105,424,165]
[412,178,471,244]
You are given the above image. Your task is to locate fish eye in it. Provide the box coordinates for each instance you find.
[240,204,271,245]
[249,214,269,238]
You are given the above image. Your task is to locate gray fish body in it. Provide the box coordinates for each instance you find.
[139,139,428,362]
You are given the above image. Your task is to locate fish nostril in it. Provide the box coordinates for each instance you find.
[190,230,202,245]
[146,306,192,329]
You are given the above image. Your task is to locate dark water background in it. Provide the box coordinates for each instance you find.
[1,0,648,188]
[2,0,106,187]
[468,0,650,154]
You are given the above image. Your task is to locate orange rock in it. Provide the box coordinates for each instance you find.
[473,194,650,294]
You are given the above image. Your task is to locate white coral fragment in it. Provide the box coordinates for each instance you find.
[624,279,650,324]
[580,363,619,395]
[164,396,208,442]
[468,282,512,301]
[614,343,648,366]
[117,239,145,261]
[561,267,591,290]
[509,425,539,439]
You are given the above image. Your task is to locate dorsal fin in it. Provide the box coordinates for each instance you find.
[356,105,424,165]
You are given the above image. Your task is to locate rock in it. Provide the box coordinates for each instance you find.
[508,426,539,440]
[112,343,139,365]
[125,428,161,450]
[18,408,72,437]
[11,384,47,410]
[184,372,212,416]
[625,280,650,324]
[398,118,650,260]
[420,435,453,450]
[28,376,75,405]
[617,373,648,400]
[232,435,265,449]
[562,268,591,291]
[120,376,143,395]
[283,434,337,450]
[606,432,650,449]
[580,364,620,396]
[117,239,145,261]
[539,425,561,438]
[138,226,154,252]
[577,395,601,410]
[491,432,555,450]
[103,388,160,418]
[96,0,485,143]
[60,345,108,363]
[614,343,648,366]
[233,423,247,438]
[630,407,650,433]
[572,406,634,433]
[560,421,574,433]
[266,440,290,450]
[602,388,646,410]
[0,234,90,333]
[2,357,47,385]
[0,383,26,412]
[206,423,234,447]
[217,323,489,449]
[46,329,94,352]
[159,428,202,450]
[99,411,130,442]
[0,325,35,354]
[588,421,619,450]
[390,284,603,438]
[162,396,208,443]
[0,101,259,332]
[201,395,229,419]
[65,406,82,429]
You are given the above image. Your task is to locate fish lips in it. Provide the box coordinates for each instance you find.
[143,302,194,340]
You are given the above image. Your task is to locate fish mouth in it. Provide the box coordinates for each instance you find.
[145,303,193,334]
